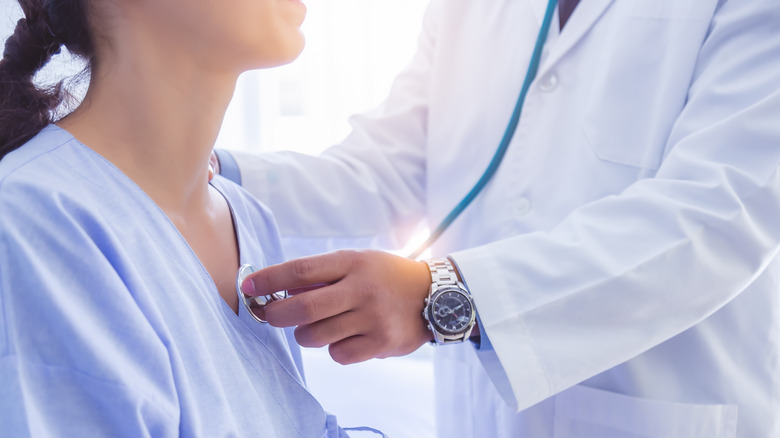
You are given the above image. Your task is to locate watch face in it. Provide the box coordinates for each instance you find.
[430,289,473,334]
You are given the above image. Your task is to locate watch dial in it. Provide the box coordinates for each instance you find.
[431,290,473,334]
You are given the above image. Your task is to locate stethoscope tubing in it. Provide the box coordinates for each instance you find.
[408,0,560,260]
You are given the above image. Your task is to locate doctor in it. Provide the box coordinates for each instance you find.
[217,0,780,436]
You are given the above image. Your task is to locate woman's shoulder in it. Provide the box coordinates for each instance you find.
[0,125,93,196]
[0,126,126,236]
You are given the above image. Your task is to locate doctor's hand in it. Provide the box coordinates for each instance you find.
[241,250,434,364]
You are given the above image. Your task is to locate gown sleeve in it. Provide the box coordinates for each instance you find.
[0,185,180,436]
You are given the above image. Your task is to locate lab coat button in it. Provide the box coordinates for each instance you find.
[514,197,532,216]
[538,73,558,92]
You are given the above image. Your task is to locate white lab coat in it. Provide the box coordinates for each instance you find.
[229,0,780,436]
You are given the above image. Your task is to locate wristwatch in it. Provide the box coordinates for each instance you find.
[423,257,476,345]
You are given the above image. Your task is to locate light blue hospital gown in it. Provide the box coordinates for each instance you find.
[0,126,350,437]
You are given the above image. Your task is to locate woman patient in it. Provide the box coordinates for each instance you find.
[0,0,364,436]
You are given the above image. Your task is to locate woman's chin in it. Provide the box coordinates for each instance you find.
[281,35,306,65]
[252,36,306,69]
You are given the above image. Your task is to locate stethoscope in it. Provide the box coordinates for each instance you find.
[236,264,286,323]
[237,0,560,321]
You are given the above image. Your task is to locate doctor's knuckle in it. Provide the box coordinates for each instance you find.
[291,257,316,280]
[334,249,358,270]
[356,281,380,300]
[297,296,320,321]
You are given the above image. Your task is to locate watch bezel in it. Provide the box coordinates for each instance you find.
[426,285,476,337]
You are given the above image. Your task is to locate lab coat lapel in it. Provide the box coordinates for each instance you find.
[541,0,616,70]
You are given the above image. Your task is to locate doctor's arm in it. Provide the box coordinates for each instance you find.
[244,0,780,412]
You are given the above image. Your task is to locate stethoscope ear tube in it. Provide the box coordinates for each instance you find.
[407,0,559,260]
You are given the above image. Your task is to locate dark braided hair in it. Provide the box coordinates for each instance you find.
[0,0,94,159]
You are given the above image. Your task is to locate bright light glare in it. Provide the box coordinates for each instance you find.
[215,0,428,156]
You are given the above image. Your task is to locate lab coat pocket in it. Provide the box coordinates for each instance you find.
[553,385,738,438]
[581,5,713,170]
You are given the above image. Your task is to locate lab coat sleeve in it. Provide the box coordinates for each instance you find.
[225,1,445,257]
[0,198,179,436]
[451,0,780,412]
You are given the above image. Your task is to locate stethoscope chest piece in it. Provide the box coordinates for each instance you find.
[236,264,288,324]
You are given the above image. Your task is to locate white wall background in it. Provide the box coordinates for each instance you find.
[1,1,435,436]
[215,0,428,157]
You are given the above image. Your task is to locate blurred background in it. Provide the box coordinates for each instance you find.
[1,0,434,436]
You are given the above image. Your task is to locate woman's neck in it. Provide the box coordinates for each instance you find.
[58,22,239,219]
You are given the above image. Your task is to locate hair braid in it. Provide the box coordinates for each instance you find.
[0,0,92,159]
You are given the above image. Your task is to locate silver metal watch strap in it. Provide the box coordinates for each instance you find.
[427,258,459,287]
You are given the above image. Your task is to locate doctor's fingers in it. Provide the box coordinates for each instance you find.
[327,325,430,365]
[262,283,357,328]
[241,250,356,297]
[329,335,382,365]
[292,294,433,362]
[296,314,422,365]
[293,311,366,349]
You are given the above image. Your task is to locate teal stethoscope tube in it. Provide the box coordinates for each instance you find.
[408,0,559,260]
